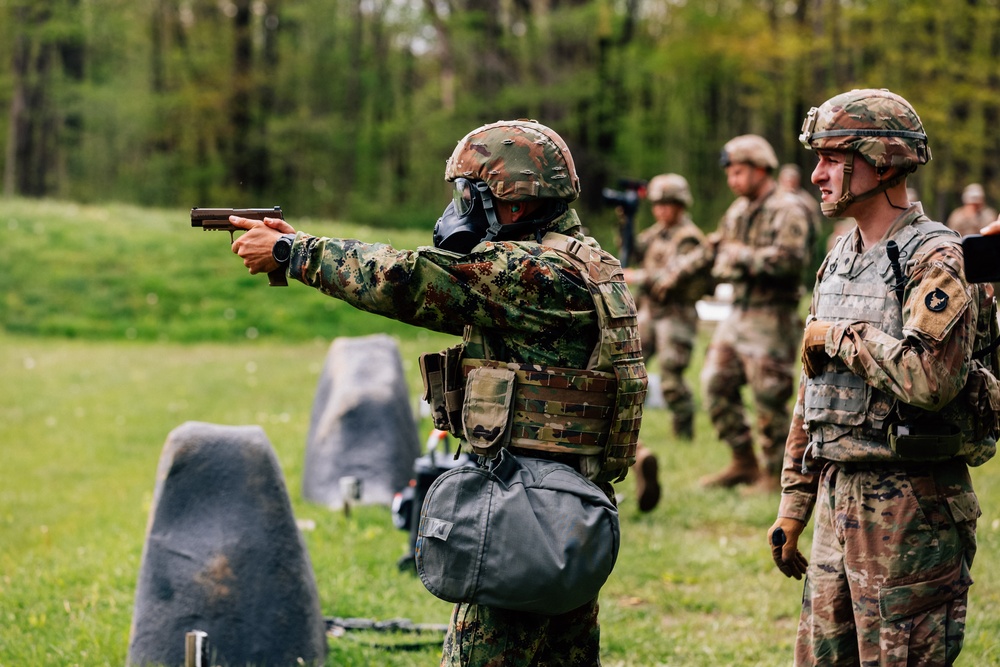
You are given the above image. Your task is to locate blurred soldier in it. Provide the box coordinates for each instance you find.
[627,173,710,441]
[699,135,813,491]
[778,163,822,229]
[228,119,645,667]
[769,88,997,665]
[947,183,997,237]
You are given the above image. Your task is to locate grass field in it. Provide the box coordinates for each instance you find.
[3,198,1000,666]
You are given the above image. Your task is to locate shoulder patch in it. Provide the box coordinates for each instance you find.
[909,263,970,341]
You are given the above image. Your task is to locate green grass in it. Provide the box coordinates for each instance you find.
[3,198,1000,665]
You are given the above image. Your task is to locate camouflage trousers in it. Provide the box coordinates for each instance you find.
[700,304,798,474]
[638,306,697,429]
[796,460,979,666]
[440,598,601,667]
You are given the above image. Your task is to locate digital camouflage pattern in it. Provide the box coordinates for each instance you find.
[632,213,711,436]
[286,205,639,665]
[799,88,931,170]
[441,598,601,667]
[702,184,812,476]
[445,120,581,203]
[778,203,989,665]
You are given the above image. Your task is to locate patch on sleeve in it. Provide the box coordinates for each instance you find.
[908,263,970,341]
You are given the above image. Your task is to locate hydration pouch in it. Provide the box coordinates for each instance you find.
[419,344,465,436]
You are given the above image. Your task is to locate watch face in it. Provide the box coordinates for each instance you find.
[273,236,293,263]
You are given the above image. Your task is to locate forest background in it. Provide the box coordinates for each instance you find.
[4,0,1000,240]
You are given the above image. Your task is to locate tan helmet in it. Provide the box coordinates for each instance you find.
[444,120,580,202]
[799,88,929,217]
[963,183,986,205]
[720,135,779,171]
[646,173,693,208]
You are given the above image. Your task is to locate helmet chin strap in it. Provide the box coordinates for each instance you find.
[821,152,910,218]
[475,182,504,242]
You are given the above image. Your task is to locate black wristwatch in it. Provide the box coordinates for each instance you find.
[272,233,296,267]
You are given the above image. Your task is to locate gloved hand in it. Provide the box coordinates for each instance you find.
[767,519,809,580]
[800,320,832,378]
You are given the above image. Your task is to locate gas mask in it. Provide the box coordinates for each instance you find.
[432,179,502,254]
[433,178,566,254]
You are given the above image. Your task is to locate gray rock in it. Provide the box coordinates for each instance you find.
[128,421,326,667]
[303,334,421,508]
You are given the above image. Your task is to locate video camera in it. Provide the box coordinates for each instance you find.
[601,178,648,267]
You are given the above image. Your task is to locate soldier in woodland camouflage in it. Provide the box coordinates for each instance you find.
[769,88,998,666]
[699,134,813,491]
[228,119,644,667]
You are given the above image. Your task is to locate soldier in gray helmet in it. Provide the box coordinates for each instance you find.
[699,134,814,491]
[768,88,999,665]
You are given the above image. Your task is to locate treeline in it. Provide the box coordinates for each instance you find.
[3,0,1000,236]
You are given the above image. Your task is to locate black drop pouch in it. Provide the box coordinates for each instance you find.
[962,234,1000,283]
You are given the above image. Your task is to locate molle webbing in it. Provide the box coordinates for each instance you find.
[539,232,647,482]
[461,359,614,456]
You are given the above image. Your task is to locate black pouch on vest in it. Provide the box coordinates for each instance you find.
[419,344,465,435]
[889,421,962,460]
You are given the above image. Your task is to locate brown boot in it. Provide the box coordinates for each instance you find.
[699,447,760,488]
[632,445,661,512]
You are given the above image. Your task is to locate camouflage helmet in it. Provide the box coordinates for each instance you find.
[647,173,693,208]
[444,120,580,202]
[720,135,779,171]
[799,88,931,171]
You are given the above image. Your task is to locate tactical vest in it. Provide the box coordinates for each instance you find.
[806,219,997,466]
[420,232,647,484]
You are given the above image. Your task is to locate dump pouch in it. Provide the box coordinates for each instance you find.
[415,449,620,615]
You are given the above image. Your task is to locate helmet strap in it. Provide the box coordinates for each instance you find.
[476,182,504,243]
[821,151,909,217]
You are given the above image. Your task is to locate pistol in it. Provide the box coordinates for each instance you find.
[191,206,287,287]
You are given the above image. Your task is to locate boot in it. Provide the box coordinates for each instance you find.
[673,415,694,441]
[699,447,760,488]
[632,445,661,512]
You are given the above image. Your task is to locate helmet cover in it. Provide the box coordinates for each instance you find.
[720,135,779,171]
[444,120,581,202]
[799,88,931,170]
[646,173,693,208]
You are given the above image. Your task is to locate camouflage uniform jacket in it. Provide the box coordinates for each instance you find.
[287,209,600,368]
[287,209,644,481]
[712,182,813,307]
[779,204,983,523]
[631,215,711,317]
